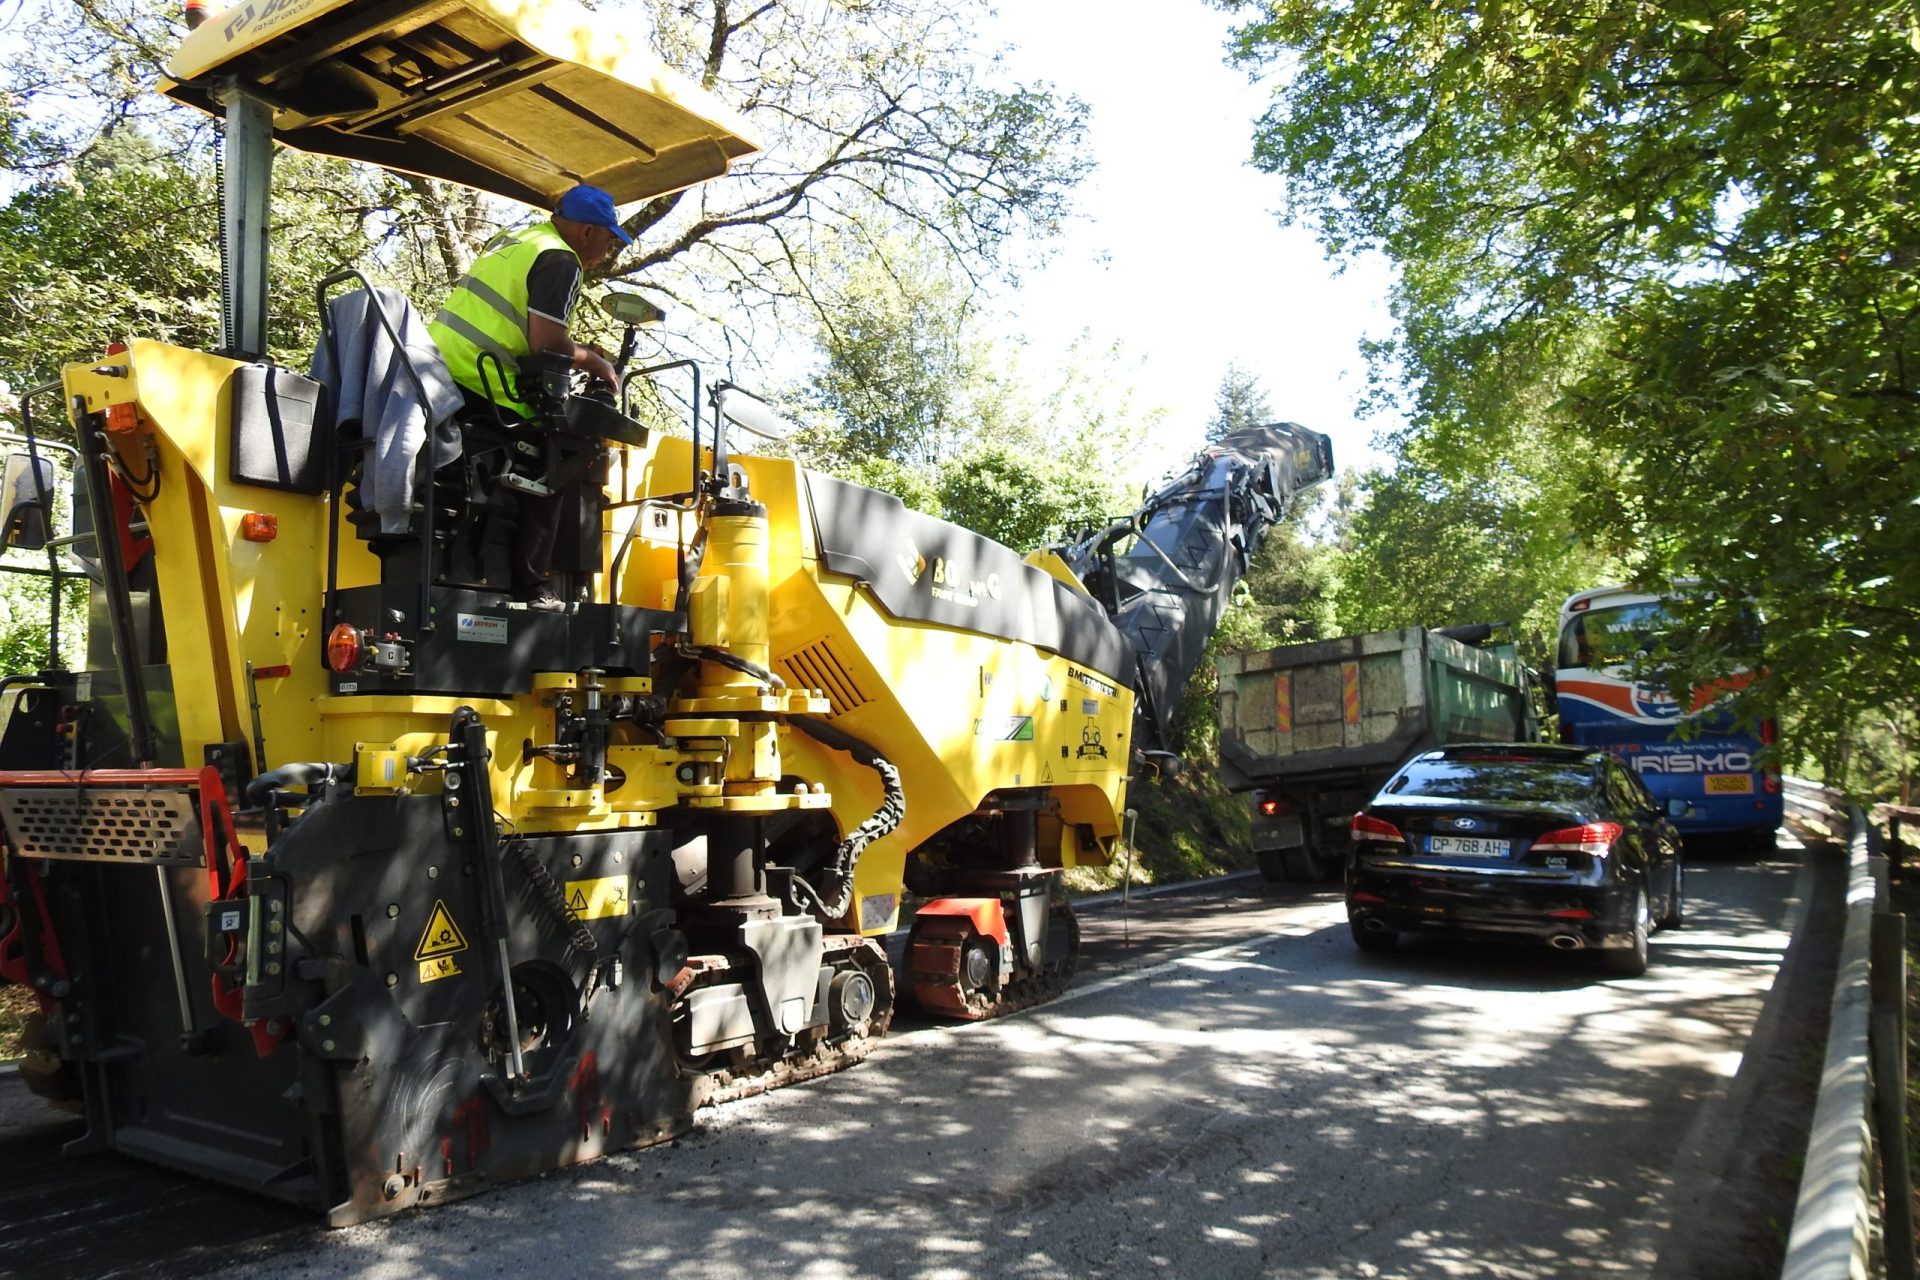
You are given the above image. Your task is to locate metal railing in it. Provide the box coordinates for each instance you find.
[1781,777,1914,1280]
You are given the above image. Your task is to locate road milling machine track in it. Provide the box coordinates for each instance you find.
[0,0,1332,1223]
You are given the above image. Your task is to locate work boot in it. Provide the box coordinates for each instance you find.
[514,583,568,613]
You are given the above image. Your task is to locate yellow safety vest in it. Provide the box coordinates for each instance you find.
[429,221,579,418]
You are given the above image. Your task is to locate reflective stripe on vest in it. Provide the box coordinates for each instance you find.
[428,221,579,416]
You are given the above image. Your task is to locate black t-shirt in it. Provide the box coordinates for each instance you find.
[526,249,581,328]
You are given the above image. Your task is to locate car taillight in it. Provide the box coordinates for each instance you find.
[1351,813,1405,843]
[1258,797,1289,816]
[1531,822,1624,857]
[1760,718,1778,746]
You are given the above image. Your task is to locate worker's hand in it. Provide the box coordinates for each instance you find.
[579,347,621,394]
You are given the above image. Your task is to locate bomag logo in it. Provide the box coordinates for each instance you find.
[1633,751,1753,775]
[221,0,320,42]
[896,542,926,584]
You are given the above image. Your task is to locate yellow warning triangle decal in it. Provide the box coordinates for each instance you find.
[413,899,470,960]
[567,887,588,913]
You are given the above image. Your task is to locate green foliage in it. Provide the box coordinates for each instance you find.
[1222,0,1920,758]
[1206,362,1272,444]
[935,443,1114,551]
[1060,765,1254,892]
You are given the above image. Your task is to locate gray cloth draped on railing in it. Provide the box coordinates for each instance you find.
[310,287,464,535]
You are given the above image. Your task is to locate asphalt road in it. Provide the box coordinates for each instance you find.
[107,830,1826,1280]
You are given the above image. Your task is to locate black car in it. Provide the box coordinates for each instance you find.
[1345,744,1684,976]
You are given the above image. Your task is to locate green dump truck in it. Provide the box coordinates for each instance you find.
[1216,625,1541,881]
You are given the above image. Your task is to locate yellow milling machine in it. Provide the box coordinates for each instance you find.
[0,0,1331,1224]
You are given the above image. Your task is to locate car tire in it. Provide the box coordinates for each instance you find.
[1349,918,1397,952]
[1604,890,1650,977]
[1657,863,1685,930]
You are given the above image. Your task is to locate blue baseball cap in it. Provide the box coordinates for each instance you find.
[556,184,633,246]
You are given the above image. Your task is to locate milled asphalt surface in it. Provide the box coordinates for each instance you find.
[141,832,1832,1280]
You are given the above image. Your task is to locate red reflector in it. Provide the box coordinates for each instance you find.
[1547,908,1594,919]
[252,664,291,679]
[106,341,128,355]
[103,401,140,433]
[1351,813,1405,843]
[326,624,366,674]
[239,513,278,542]
[1351,891,1386,904]
[1532,822,1624,856]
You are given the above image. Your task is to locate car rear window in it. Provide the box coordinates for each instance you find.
[1383,756,1595,803]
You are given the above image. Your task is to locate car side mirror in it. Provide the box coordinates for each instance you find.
[1665,798,1693,819]
[0,451,55,551]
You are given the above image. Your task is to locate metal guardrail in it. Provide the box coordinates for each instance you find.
[1781,779,1914,1280]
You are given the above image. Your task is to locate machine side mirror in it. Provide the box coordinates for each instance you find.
[0,451,55,551]
[601,291,665,327]
[1665,798,1693,819]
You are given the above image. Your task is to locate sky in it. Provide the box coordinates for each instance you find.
[983,0,1402,480]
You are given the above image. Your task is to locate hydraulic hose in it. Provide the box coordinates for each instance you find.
[787,717,905,921]
[244,761,353,810]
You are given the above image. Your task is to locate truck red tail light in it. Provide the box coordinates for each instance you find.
[1531,822,1623,857]
[1350,813,1405,843]
[1258,797,1289,816]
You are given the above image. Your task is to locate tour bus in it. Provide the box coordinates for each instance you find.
[1554,584,1784,847]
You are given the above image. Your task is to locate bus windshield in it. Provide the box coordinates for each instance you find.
[1557,600,1673,670]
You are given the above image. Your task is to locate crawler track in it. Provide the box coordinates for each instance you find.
[908,900,1080,1021]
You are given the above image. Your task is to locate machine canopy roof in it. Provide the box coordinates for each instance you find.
[165,0,761,210]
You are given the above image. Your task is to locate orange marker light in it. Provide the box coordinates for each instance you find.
[239,513,278,542]
[104,401,139,434]
[326,624,366,674]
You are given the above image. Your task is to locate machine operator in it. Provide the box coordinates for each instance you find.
[428,184,628,611]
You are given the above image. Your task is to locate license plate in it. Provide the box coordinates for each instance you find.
[1704,774,1753,794]
[1426,835,1511,857]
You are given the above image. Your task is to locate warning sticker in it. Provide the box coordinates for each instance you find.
[413,900,469,961]
[418,955,461,983]
[565,876,631,921]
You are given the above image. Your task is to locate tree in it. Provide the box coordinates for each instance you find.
[0,0,1093,383]
[1205,363,1272,444]
[1219,0,1920,754]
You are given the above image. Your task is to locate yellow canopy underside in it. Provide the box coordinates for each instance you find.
[165,0,760,210]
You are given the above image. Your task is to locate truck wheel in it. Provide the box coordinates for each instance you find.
[1281,849,1317,881]
[1255,850,1288,883]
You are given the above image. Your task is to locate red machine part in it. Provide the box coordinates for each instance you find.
[907,898,1009,1021]
[0,766,281,1056]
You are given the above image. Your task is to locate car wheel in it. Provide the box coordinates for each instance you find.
[1657,863,1685,930]
[1254,849,1287,883]
[1349,918,1397,952]
[1604,889,1650,977]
